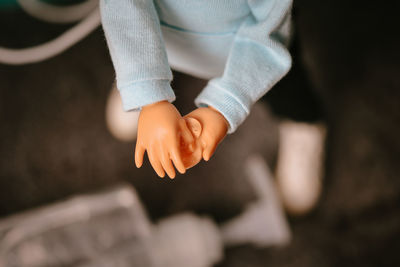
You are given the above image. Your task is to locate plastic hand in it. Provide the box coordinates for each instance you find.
[184,106,229,162]
[180,117,203,169]
[135,101,195,179]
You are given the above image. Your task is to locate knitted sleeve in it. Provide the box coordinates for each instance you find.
[100,0,175,111]
[195,0,292,133]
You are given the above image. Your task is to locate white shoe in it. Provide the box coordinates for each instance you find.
[105,83,140,142]
[276,121,326,215]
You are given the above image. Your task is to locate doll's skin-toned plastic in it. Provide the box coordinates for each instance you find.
[134,100,228,179]
[184,106,229,161]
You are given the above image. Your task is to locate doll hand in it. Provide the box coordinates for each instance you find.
[180,117,203,169]
[184,106,229,162]
[135,101,195,178]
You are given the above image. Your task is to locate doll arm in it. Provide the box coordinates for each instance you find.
[100,0,175,111]
[135,101,195,178]
[195,0,292,133]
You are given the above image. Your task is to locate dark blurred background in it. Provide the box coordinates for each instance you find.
[0,0,400,266]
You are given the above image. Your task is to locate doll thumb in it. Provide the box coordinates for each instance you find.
[184,117,202,138]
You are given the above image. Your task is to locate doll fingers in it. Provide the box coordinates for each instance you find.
[160,146,176,179]
[170,146,186,174]
[135,142,145,168]
[202,137,217,162]
[148,147,165,178]
[179,119,195,145]
[203,147,213,162]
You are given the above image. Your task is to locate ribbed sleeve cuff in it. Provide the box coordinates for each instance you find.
[195,82,250,134]
[119,79,176,111]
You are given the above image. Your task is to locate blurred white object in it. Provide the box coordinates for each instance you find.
[106,84,140,142]
[221,154,291,247]
[153,214,222,267]
[0,160,293,266]
[0,0,101,65]
[0,185,223,267]
[0,155,293,266]
[276,121,326,215]
[17,0,98,24]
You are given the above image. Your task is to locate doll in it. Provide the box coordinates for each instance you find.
[100,0,292,178]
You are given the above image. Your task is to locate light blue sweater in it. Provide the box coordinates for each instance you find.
[100,0,292,133]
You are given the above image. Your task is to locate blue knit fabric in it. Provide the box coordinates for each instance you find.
[100,0,292,133]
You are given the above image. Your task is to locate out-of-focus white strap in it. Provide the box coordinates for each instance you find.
[0,0,101,65]
[0,8,100,65]
[17,0,98,24]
